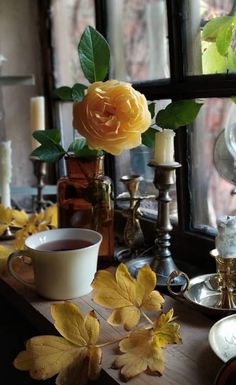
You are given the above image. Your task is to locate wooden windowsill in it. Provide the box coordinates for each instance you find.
[0,258,223,385]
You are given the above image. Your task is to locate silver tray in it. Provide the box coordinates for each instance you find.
[182,273,236,316]
[209,314,236,362]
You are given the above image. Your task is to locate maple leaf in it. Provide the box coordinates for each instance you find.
[153,308,182,347]
[92,263,164,330]
[0,244,14,274]
[113,309,182,381]
[0,204,28,235]
[14,302,102,385]
[113,328,165,380]
[14,207,58,249]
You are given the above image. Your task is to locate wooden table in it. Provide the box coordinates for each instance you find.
[0,259,224,385]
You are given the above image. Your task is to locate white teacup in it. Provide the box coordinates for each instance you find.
[7,228,102,300]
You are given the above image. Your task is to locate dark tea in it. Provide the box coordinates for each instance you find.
[37,239,93,252]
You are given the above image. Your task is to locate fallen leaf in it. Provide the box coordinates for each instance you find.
[153,308,182,347]
[14,302,102,385]
[113,328,165,380]
[92,263,164,330]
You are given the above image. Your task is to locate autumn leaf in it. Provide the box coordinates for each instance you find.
[92,263,164,330]
[153,308,182,347]
[0,204,28,235]
[14,206,58,249]
[0,244,14,274]
[14,302,102,385]
[113,309,182,381]
[113,328,165,380]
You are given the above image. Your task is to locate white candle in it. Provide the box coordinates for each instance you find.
[0,140,12,208]
[154,129,175,164]
[31,96,45,150]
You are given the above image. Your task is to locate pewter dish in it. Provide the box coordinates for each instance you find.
[125,256,186,287]
[209,314,236,362]
[182,274,236,316]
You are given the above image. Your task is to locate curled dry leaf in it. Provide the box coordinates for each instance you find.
[113,309,182,381]
[14,302,102,385]
[0,204,28,235]
[92,263,164,330]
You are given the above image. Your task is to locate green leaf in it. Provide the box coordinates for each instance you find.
[68,138,104,157]
[202,42,228,73]
[216,23,233,56]
[32,129,62,145]
[72,83,87,101]
[155,100,203,130]
[31,129,66,162]
[202,16,235,42]
[148,102,156,119]
[54,86,73,101]
[78,26,110,83]
[31,143,66,162]
[141,127,156,149]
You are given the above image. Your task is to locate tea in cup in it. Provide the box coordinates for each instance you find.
[7,228,102,300]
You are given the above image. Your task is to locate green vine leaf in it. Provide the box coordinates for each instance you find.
[202,16,236,42]
[155,100,203,130]
[78,26,110,83]
[31,129,66,162]
[148,102,156,119]
[216,22,233,56]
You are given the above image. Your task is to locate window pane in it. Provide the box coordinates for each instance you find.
[185,0,236,76]
[107,0,170,81]
[51,0,95,87]
[190,98,236,232]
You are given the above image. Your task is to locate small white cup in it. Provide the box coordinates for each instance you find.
[7,228,102,300]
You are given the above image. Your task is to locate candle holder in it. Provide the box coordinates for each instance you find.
[116,175,148,261]
[30,157,47,212]
[148,160,185,286]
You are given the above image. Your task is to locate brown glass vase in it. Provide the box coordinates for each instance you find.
[57,155,114,265]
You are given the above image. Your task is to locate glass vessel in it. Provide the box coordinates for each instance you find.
[57,155,114,265]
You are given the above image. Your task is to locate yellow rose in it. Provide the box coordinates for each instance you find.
[73,80,151,155]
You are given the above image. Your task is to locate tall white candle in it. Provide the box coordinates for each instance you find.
[31,96,45,150]
[154,129,175,164]
[0,140,12,208]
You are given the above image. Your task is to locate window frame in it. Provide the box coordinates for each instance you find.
[41,0,236,273]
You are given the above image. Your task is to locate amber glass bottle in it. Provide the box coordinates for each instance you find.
[57,155,114,265]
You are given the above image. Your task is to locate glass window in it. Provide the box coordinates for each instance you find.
[51,0,95,87]
[107,0,170,82]
[191,98,236,231]
[185,0,236,76]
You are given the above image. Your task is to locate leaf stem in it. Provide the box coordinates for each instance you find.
[141,310,153,325]
[96,336,125,348]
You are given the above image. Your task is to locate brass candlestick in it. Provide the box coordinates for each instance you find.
[30,157,47,212]
[116,175,145,260]
[148,160,184,286]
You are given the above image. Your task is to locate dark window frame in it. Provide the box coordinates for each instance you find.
[40,0,236,273]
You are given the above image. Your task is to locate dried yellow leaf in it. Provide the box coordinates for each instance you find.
[14,302,102,385]
[153,308,182,347]
[113,328,165,380]
[92,263,164,330]
[0,244,14,274]
[14,335,83,380]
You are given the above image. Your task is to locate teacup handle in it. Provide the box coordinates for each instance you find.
[167,270,190,296]
[7,250,35,289]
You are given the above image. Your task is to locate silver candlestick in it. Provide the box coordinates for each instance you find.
[148,160,184,285]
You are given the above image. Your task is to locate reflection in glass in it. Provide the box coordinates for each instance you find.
[190,98,236,231]
[107,0,169,82]
[225,104,236,167]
